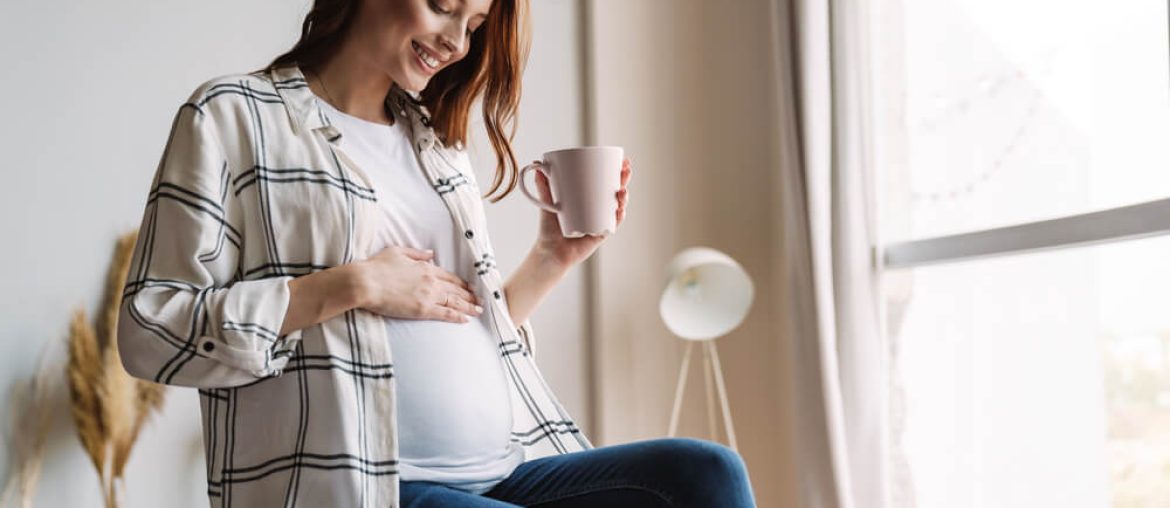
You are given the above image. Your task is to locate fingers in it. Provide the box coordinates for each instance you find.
[429,265,473,293]
[400,246,435,261]
[444,291,484,317]
[385,248,471,292]
[362,245,488,324]
[439,278,481,308]
[429,284,483,323]
[432,306,470,324]
[616,159,632,224]
[401,249,473,292]
[535,170,554,203]
[617,190,628,224]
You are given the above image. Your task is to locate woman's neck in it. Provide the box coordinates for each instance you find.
[307,38,396,126]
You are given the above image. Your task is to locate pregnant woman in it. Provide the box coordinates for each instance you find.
[117,0,756,506]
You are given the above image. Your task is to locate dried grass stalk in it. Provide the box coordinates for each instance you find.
[114,382,165,481]
[68,308,107,475]
[1,342,61,508]
[65,229,167,508]
[112,233,167,479]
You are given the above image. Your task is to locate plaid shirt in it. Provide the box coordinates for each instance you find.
[117,63,592,507]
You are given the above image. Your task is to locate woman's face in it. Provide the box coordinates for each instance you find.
[353,0,492,93]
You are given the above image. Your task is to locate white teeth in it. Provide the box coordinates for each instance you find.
[413,42,440,69]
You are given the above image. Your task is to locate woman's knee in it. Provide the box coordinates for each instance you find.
[641,437,748,482]
[638,438,755,507]
[663,438,748,481]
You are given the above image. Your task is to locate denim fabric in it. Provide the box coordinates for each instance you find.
[400,437,757,507]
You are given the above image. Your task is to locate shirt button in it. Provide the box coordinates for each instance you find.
[493,290,501,300]
[202,341,215,353]
[464,230,475,239]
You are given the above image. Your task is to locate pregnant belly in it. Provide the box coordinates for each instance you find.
[385,315,515,462]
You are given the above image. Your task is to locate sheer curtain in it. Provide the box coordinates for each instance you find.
[770,0,887,505]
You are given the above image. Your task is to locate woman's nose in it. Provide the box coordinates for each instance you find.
[440,24,467,56]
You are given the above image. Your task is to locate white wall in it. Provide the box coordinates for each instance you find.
[0,1,588,505]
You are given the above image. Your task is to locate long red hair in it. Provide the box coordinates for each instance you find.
[265,0,531,202]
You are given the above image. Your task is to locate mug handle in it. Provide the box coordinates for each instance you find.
[520,161,561,214]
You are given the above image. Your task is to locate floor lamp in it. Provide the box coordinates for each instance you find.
[660,247,754,452]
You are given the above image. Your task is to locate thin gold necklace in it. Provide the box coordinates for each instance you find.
[311,69,339,110]
[312,68,392,125]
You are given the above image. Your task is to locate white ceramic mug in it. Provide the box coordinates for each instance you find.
[519,146,624,238]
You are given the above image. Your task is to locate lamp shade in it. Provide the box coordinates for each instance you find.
[658,247,754,341]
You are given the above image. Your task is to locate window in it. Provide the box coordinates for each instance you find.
[868,0,1170,505]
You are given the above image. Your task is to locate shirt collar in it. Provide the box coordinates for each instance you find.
[268,63,441,151]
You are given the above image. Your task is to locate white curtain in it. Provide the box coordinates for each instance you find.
[770,0,887,506]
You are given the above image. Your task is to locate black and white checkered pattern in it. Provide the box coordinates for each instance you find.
[117,63,592,507]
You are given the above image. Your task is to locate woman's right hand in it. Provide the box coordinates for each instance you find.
[354,246,483,324]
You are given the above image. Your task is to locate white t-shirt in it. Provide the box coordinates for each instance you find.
[318,98,524,495]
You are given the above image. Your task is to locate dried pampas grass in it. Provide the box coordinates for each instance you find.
[0,341,61,508]
[66,230,166,508]
[69,309,107,475]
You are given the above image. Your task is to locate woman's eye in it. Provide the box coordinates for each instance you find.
[429,0,452,14]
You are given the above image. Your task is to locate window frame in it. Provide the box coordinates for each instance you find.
[881,197,1170,269]
[876,3,1170,269]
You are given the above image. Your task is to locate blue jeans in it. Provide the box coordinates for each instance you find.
[399,437,757,507]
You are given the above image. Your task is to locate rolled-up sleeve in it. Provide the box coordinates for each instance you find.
[117,99,301,388]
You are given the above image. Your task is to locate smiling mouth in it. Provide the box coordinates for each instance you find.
[411,41,442,70]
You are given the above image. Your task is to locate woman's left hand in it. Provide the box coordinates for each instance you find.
[531,158,632,269]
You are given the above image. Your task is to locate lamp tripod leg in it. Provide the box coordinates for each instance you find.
[667,341,695,437]
[706,340,738,452]
[702,340,718,441]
